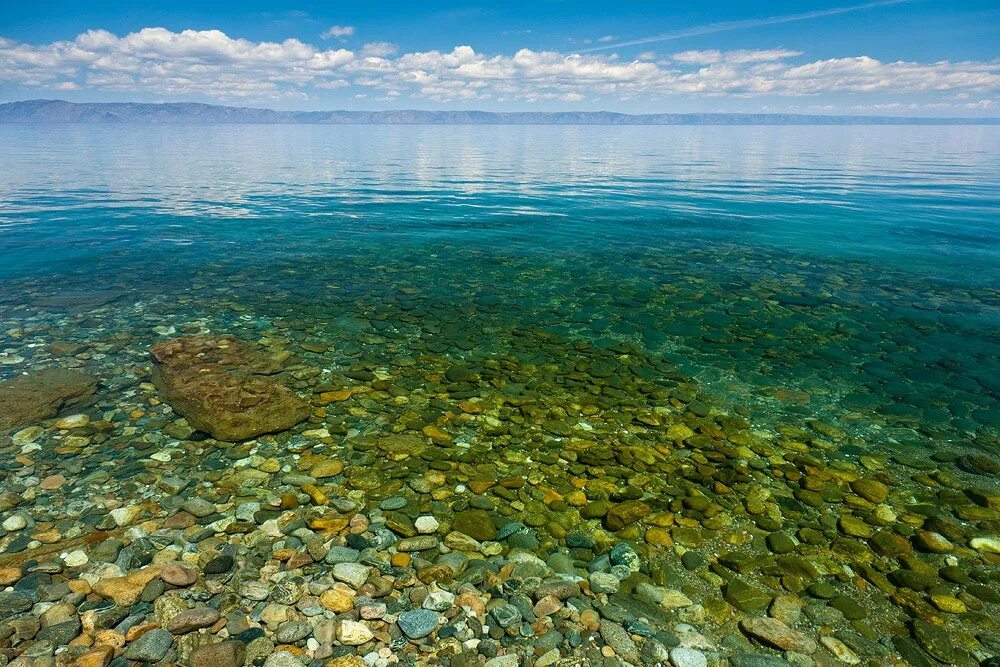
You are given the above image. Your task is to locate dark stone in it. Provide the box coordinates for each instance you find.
[451,510,497,541]
[397,609,439,639]
[0,591,34,619]
[723,579,772,613]
[124,628,173,662]
[203,554,235,575]
[36,619,81,646]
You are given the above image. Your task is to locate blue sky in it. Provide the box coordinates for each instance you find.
[1,1,997,115]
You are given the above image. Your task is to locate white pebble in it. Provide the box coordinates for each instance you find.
[414,516,440,534]
[54,414,89,429]
[63,550,89,567]
[970,536,1000,554]
[2,514,27,531]
[670,647,708,667]
[110,505,142,527]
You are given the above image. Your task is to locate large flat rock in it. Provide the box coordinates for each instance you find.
[150,336,310,442]
[0,369,98,431]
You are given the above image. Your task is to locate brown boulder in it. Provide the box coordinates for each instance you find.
[604,500,652,531]
[150,336,310,442]
[189,640,246,667]
[0,369,97,431]
[92,566,163,606]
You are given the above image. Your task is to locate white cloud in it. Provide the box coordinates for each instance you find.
[320,25,355,40]
[361,42,398,57]
[0,27,997,105]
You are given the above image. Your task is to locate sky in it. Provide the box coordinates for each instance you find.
[1,1,998,116]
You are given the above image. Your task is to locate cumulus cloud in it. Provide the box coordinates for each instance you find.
[320,25,355,39]
[361,42,398,57]
[0,27,998,104]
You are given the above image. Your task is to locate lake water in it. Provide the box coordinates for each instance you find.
[1,124,999,665]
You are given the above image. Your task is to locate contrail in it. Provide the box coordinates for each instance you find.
[578,0,912,53]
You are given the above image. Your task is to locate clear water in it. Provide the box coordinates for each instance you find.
[2,124,998,447]
[4,123,1000,664]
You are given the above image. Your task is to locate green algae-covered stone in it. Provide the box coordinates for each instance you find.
[723,579,772,613]
[452,509,497,541]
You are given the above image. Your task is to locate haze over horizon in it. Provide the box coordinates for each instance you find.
[1,0,998,116]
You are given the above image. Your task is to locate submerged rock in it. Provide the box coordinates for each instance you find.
[0,368,97,431]
[149,335,310,441]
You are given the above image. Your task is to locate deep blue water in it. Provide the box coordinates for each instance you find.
[1,123,998,441]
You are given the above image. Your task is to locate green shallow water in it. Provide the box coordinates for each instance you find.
[0,124,999,665]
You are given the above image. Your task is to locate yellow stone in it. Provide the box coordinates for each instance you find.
[667,424,694,440]
[319,389,354,403]
[310,460,345,478]
[308,516,349,533]
[422,425,453,445]
[257,458,281,473]
[301,484,329,505]
[645,527,674,548]
[930,594,967,614]
[645,512,675,527]
[92,566,163,606]
[93,630,125,649]
[540,487,563,505]
[320,584,356,613]
[33,529,63,544]
[74,646,114,667]
[0,567,22,586]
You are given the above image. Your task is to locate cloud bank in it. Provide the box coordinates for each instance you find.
[0,27,997,105]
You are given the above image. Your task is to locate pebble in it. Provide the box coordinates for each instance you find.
[820,636,861,664]
[338,619,374,645]
[422,589,455,611]
[414,515,440,534]
[740,617,817,654]
[397,609,439,639]
[123,628,173,662]
[160,564,197,587]
[12,426,42,445]
[970,536,1000,554]
[190,640,246,667]
[165,607,221,634]
[2,514,27,531]
[600,620,640,664]
[332,562,370,588]
[1,270,998,667]
[263,653,305,667]
[54,413,89,429]
[62,549,89,567]
[110,505,143,527]
[670,647,708,667]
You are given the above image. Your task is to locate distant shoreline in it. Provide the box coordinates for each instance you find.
[2,99,998,125]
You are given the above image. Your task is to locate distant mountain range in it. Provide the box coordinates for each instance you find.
[1,99,997,125]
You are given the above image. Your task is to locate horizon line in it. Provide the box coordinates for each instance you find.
[2,99,997,122]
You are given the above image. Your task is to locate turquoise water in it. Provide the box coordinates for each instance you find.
[2,124,998,442]
[3,123,1000,665]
